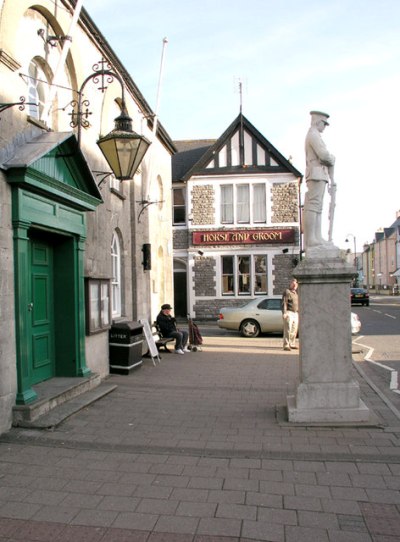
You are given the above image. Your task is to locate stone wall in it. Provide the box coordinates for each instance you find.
[173,229,189,250]
[193,256,216,296]
[193,300,220,320]
[272,254,299,295]
[271,182,298,223]
[191,185,215,225]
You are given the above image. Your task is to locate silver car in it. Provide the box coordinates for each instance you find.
[217,296,361,338]
[218,296,282,338]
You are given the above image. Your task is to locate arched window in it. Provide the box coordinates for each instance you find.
[27,59,51,124]
[111,232,121,317]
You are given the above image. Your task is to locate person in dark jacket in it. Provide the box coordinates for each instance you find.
[156,304,189,355]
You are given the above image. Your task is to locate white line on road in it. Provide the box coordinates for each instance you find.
[385,313,396,319]
[352,336,398,390]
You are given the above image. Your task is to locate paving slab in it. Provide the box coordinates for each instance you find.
[1,332,400,541]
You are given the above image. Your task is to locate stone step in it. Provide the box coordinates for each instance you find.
[12,375,117,428]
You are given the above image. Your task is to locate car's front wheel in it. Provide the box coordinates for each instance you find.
[240,319,261,338]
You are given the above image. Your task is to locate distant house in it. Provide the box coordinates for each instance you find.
[172,113,303,319]
[362,211,400,292]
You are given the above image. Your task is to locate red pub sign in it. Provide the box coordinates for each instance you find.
[192,228,295,246]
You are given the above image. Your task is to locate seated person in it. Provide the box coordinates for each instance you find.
[156,304,189,355]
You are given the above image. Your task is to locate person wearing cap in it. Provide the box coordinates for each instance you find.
[304,110,336,250]
[156,304,189,355]
[281,278,299,351]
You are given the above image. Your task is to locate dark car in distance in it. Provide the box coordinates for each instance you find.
[351,287,369,306]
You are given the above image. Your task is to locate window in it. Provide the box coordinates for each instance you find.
[221,255,268,296]
[27,59,50,124]
[85,279,111,334]
[111,233,121,317]
[173,188,186,224]
[253,184,266,223]
[237,185,250,223]
[222,256,234,294]
[221,185,233,223]
[238,256,250,294]
[220,183,267,224]
[258,298,281,311]
[254,255,267,293]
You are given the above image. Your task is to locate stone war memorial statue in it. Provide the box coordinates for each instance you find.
[286,110,372,424]
[303,110,338,257]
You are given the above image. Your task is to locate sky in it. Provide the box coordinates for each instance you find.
[82,0,400,251]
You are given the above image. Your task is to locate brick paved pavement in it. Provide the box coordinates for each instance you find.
[1,334,400,541]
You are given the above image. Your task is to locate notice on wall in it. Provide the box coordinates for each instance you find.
[139,319,160,365]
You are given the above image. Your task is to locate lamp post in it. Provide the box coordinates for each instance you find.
[345,233,358,286]
[69,59,151,181]
[377,272,383,294]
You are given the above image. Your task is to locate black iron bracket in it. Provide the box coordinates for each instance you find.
[0,96,37,117]
[37,29,72,48]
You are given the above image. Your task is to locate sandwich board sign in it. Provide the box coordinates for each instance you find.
[139,319,160,365]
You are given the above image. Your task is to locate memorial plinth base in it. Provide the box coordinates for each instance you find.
[287,254,371,424]
[287,389,370,423]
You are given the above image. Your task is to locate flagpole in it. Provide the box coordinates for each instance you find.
[143,37,168,201]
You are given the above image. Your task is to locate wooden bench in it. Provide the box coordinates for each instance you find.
[152,323,175,353]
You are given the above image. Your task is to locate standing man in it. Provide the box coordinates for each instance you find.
[304,110,336,251]
[281,279,299,351]
[156,304,189,355]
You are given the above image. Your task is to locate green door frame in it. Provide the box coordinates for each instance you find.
[12,191,90,404]
[6,135,102,405]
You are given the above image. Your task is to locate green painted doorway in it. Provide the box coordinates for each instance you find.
[30,238,55,384]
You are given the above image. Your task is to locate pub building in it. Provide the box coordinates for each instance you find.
[172,113,303,320]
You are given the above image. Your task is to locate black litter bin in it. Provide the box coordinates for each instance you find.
[109,321,144,375]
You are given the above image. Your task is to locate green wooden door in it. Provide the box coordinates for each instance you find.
[30,240,55,384]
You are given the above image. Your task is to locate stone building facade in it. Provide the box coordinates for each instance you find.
[0,0,175,435]
[361,211,400,292]
[172,114,302,320]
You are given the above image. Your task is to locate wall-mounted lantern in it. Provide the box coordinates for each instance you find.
[70,59,151,181]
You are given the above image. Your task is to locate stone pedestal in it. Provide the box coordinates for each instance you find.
[287,255,371,423]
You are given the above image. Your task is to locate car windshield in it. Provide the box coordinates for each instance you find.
[351,288,365,293]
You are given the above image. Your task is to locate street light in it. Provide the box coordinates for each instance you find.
[377,272,383,293]
[69,59,151,181]
[345,233,358,286]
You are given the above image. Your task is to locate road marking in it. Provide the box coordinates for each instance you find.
[385,313,396,319]
[352,336,398,390]
[373,309,382,314]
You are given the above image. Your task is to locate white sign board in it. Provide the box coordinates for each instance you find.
[139,319,160,365]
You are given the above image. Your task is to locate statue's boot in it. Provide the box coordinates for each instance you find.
[303,210,320,249]
[315,213,335,246]
[315,213,327,244]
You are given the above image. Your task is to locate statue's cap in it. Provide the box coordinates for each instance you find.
[310,111,329,126]
[310,110,330,125]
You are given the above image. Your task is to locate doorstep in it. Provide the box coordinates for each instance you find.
[12,375,117,429]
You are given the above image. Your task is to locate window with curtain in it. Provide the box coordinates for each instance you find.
[237,185,250,223]
[221,185,234,224]
[221,254,268,296]
[220,182,267,224]
[253,184,266,223]
[111,232,121,317]
[27,59,50,124]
